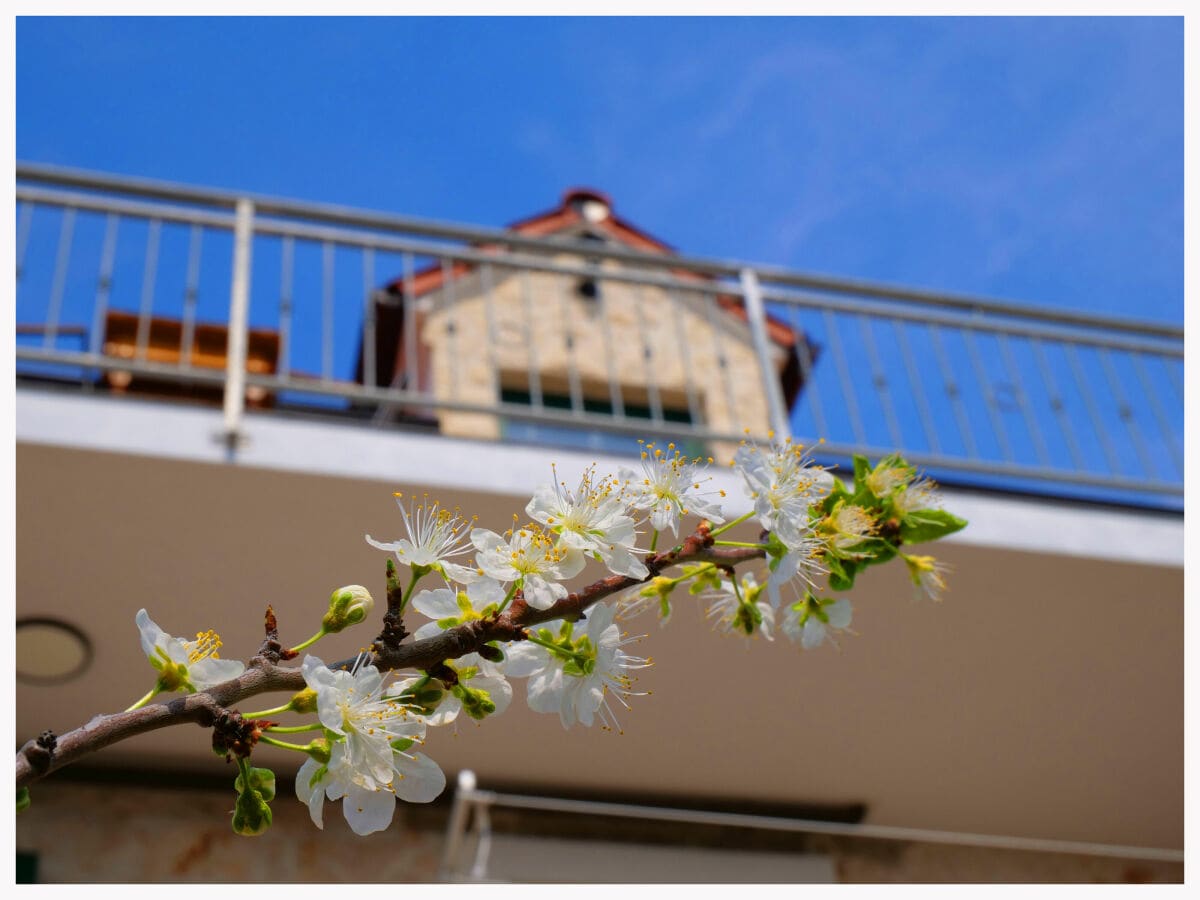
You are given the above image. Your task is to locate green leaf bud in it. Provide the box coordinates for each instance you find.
[17,787,31,814]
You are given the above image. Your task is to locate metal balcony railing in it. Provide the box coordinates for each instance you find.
[15,162,1183,508]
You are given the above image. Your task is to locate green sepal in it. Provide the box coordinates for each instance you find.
[852,455,871,490]
[452,683,497,720]
[817,477,853,516]
[826,555,858,591]
[308,764,329,790]
[476,642,505,664]
[234,766,276,802]
[683,564,722,595]
[16,787,30,814]
[733,600,763,635]
[899,509,968,544]
[391,738,415,752]
[396,681,445,717]
[863,539,899,567]
[231,785,273,836]
[303,738,332,765]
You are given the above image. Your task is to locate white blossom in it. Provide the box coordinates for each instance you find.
[394,652,512,726]
[134,609,244,693]
[903,554,951,601]
[471,523,585,610]
[294,654,444,835]
[765,525,828,609]
[295,737,444,836]
[506,603,649,730]
[526,465,648,579]
[411,577,506,642]
[821,502,878,558]
[618,442,726,536]
[894,477,944,516]
[366,493,479,583]
[733,440,832,547]
[781,596,853,649]
[301,655,423,792]
[704,574,775,641]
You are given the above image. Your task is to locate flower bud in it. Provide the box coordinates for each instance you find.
[303,737,332,765]
[231,785,272,836]
[288,687,319,715]
[321,585,374,634]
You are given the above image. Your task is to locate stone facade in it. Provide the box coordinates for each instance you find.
[417,252,786,462]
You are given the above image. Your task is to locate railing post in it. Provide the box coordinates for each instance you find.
[438,769,478,881]
[222,198,254,445]
[740,267,792,441]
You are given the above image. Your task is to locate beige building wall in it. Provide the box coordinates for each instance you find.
[419,255,785,460]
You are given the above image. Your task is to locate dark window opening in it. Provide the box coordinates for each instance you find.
[501,389,693,425]
[500,388,703,457]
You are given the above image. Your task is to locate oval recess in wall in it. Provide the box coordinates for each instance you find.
[16,617,94,686]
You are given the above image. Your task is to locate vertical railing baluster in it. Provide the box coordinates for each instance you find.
[822,307,866,447]
[667,287,704,430]
[962,326,1014,462]
[16,201,35,286]
[322,241,335,382]
[1030,337,1085,471]
[278,236,294,379]
[520,268,543,411]
[180,224,203,369]
[929,322,978,458]
[558,276,584,416]
[856,313,903,448]
[1164,356,1183,405]
[223,199,255,442]
[403,252,418,394]
[996,332,1050,467]
[702,289,740,432]
[1097,347,1156,479]
[634,284,664,426]
[44,207,77,350]
[134,218,161,361]
[1063,343,1122,475]
[362,247,376,390]
[740,269,792,440]
[597,276,626,421]
[1130,351,1183,476]
[481,262,501,405]
[891,318,940,455]
[89,213,120,359]
[786,304,829,442]
[443,258,461,399]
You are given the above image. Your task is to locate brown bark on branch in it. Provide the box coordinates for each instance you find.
[15,536,765,790]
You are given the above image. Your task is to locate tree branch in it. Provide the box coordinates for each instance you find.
[15,528,765,790]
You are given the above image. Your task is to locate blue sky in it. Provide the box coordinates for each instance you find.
[16,16,1183,325]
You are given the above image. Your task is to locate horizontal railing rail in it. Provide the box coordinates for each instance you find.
[15,162,1183,507]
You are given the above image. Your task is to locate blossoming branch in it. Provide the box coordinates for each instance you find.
[14,441,966,837]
